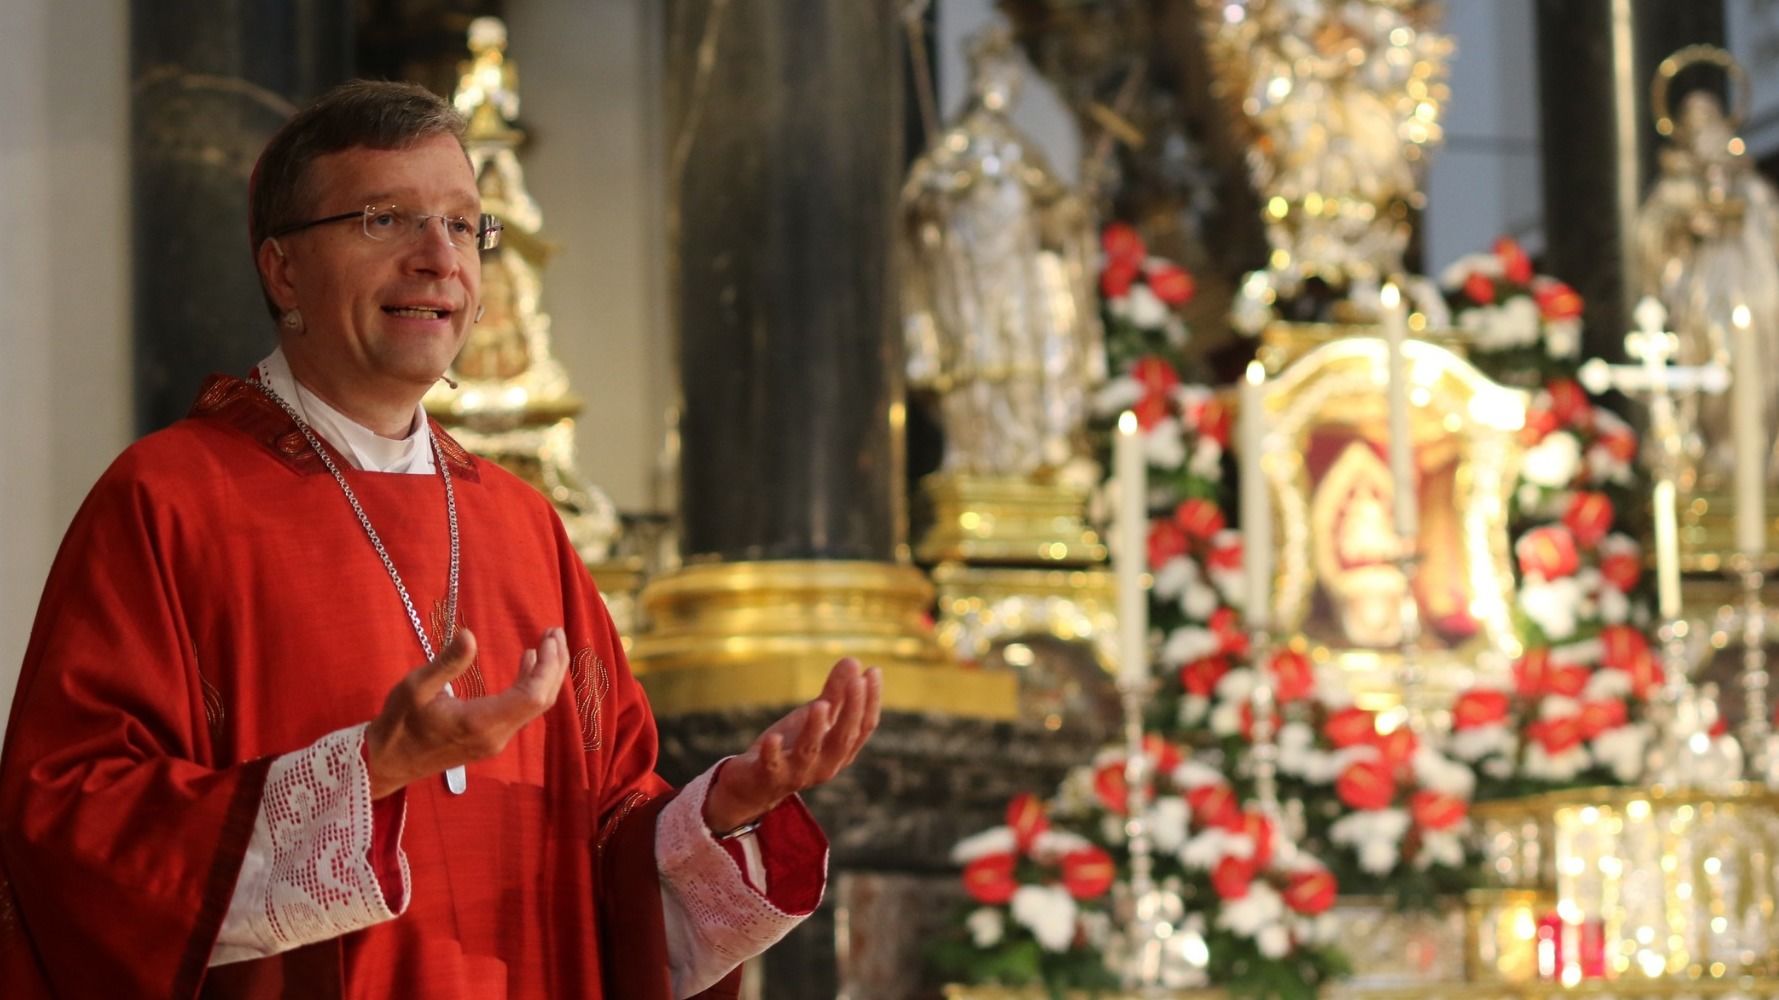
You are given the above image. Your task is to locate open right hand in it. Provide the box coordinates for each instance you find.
[364,626,570,799]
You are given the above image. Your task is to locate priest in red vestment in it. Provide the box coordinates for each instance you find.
[0,80,878,999]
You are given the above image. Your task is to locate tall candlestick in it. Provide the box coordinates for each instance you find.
[1115,411,1149,686]
[1241,362,1273,630]
[1382,282,1419,546]
[1732,305,1767,558]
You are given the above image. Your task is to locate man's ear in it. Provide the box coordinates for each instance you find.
[256,238,299,313]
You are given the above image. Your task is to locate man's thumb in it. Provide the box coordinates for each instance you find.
[416,627,478,697]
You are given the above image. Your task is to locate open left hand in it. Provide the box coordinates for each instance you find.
[701,657,882,834]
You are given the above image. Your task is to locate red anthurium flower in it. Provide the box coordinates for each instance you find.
[1143,735,1185,775]
[1209,607,1251,657]
[963,852,1019,904]
[1546,379,1594,429]
[1513,648,1553,698]
[1147,263,1197,306]
[1325,706,1378,748]
[1134,393,1171,430]
[1101,260,1140,299]
[1517,525,1580,579]
[1148,520,1189,571]
[1062,846,1117,900]
[1369,725,1419,770]
[1236,809,1276,868]
[1093,762,1131,815]
[1180,656,1231,697]
[1207,535,1244,572]
[1006,793,1049,853]
[1337,758,1397,810]
[1269,649,1315,703]
[1174,498,1227,542]
[1601,625,1649,670]
[1453,690,1510,730]
[1529,716,1583,756]
[1102,222,1147,268]
[1187,784,1241,829]
[1284,870,1338,914]
[1212,855,1255,900]
[1522,406,1560,446]
[1132,355,1180,397]
[1597,424,1637,464]
[1600,548,1642,593]
[1579,699,1628,739]
[1563,492,1615,549]
[1495,236,1534,285]
[1534,279,1584,321]
[1412,791,1469,831]
[1463,272,1497,305]
[1613,645,1663,698]
[1545,664,1590,698]
[1187,396,1232,447]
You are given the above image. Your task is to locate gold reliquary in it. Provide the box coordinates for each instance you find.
[1256,323,1529,710]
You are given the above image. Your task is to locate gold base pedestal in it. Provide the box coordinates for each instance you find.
[630,560,1017,719]
[917,473,1107,566]
[930,562,1117,669]
[1678,489,1779,575]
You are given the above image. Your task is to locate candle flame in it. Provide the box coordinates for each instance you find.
[1380,282,1401,309]
[1732,303,1752,329]
[1246,360,1265,386]
[1118,410,1137,434]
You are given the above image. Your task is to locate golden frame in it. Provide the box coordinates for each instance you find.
[1258,329,1530,709]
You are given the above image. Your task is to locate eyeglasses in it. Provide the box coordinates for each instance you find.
[271,205,504,251]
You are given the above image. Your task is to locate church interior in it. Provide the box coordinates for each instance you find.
[8,0,1779,997]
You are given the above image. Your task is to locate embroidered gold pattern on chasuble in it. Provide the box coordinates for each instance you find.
[428,600,487,700]
[200,673,225,741]
[568,647,609,752]
[597,790,646,856]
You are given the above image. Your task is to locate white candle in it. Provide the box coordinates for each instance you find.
[1731,305,1766,557]
[1382,282,1419,546]
[1115,411,1149,686]
[1241,363,1273,630]
[1653,479,1682,620]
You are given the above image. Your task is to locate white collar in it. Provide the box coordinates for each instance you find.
[256,347,436,475]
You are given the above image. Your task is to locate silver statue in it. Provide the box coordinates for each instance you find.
[1635,49,1779,490]
[901,25,1104,478]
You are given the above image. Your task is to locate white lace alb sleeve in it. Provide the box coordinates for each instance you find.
[208,723,410,966]
[657,764,821,998]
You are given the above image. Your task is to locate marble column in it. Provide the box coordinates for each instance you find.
[1534,0,1724,359]
[669,0,906,563]
[131,0,353,432]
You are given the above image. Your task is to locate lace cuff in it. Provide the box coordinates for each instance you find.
[657,763,828,995]
[209,723,410,966]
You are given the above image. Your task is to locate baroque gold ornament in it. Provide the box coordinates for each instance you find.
[1199,0,1452,296]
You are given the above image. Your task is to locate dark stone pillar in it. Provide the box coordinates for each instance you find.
[132,1,353,432]
[1535,0,1724,359]
[668,0,906,563]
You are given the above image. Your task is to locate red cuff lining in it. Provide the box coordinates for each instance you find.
[754,796,827,915]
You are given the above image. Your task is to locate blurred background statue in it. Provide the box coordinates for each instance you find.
[1635,45,1779,492]
[902,25,1105,478]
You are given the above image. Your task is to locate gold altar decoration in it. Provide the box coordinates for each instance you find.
[1474,786,1779,992]
[423,17,622,569]
[629,561,1017,719]
[1197,0,1453,294]
[1633,46,1779,573]
[918,474,1106,567]
[1255,325,1527,709]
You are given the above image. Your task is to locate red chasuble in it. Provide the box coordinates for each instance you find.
[0,376,747,999]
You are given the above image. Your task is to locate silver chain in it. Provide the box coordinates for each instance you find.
[252,381,459,662]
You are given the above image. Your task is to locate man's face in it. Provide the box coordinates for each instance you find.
[267,133,481,397]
